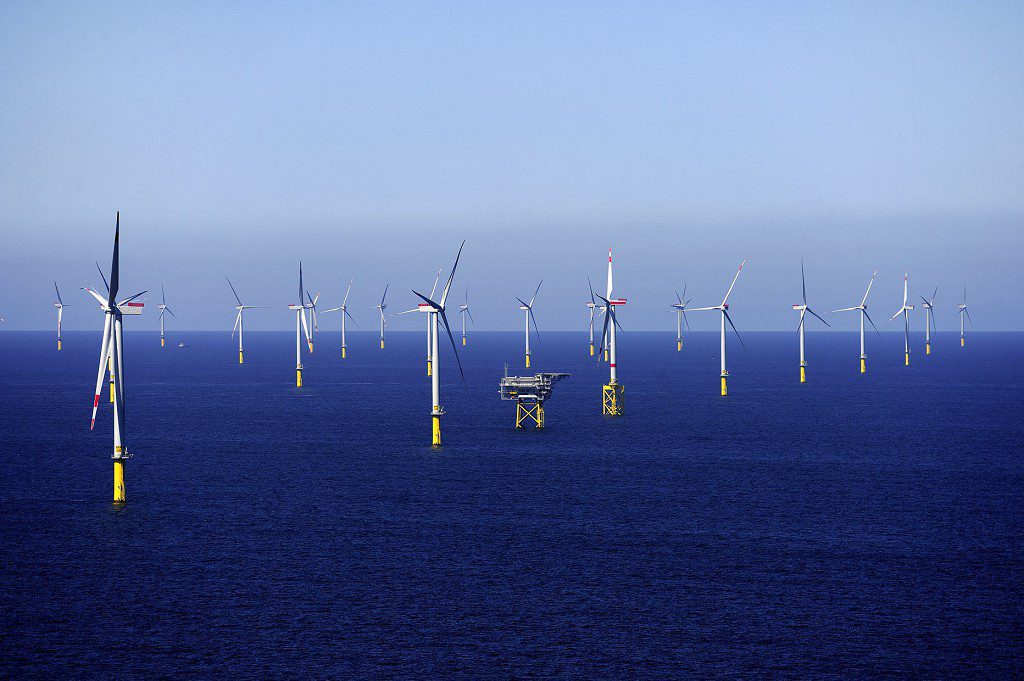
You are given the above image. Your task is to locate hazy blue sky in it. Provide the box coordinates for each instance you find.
[1,1,1021,332]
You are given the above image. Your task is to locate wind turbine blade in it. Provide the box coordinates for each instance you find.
[298,262,303,305]
[466,308,475,324]
[225,276,243,306]
[965,308,973,325]
[83,287,107,306]
[597,303,612,355]
[931,286,938,305]
[722,259,746,306]
[107,212,120,306]
[829,306,860,313]
[300,308,311,343]
[161,283,166,306]
[342,279,353,307]
[166,307,176,318]
[861,270,877,307]
[54,281,63,305]
[675,289,682,305]
[232,310,241,337]
[683,310,691,332]
[723,310,748,355]
[344,308,360,329]
[902,271,908,306]
[95,261,110,295]
[863,310,883,340]
[516,297,530,308]
[529,279,543,308]
[797,308,806,332]
[118,290,147,305]
[528,306,541,341]
[588,277,596,306]
[429,267,443,299]
[412,290,441,310]
[801,258,807,305]
[611,309,624,333]
[807,307,830,327]
[440,240,465,308]
[686,305,719,312]
[90,315,113,429]
[437,308,466,385]
[381,283,389,307]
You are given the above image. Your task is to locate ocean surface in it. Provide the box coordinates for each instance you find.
[1,328,1021,677]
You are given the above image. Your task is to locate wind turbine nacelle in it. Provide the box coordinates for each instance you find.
[288,304,304,310]
[722,303,729,310]
[416,303,433,313]
[608,298,627,306]
[792,304,804,310]
[118,302,144,315]
[958,304,967,310]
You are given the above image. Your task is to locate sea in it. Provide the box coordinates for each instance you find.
[1,329,1021,677]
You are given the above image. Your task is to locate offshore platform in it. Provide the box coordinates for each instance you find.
[499,367,569,429]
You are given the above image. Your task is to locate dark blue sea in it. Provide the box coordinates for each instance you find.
[1,329,1022,677]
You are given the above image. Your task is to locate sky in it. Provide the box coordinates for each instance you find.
[1,1,1021,333]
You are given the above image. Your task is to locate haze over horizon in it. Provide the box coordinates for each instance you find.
[2,2,1021,331]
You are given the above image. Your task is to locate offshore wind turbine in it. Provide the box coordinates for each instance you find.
[53,282,72,350]
[791,259,830,383]
[890,271,915,366]
[829,270,881,373]
[517,280,542,368]
[322,279,357,358]
[688,260,747,396]
[305,288,320,353]
[410,242,465,446]
[395,268,443,375]
[157,284,175,348]
[595,249,627,415]
[287,262,313,386]
[226,276,265,364]
[670,285,691,352]
[376,284,389,348]
[459,286,474,346]
[85,212,146,503]
[958,285,972,347]
[585,278,604,357]
[920,287,937,355]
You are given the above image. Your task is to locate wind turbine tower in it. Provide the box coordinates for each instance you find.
[958,286,972,347]
[53,282,71,350]
[518,281,542,368]
[890,271,915,366]
[157,284,175,348]
[830,271,881,373]
[689,260,747,396]
[226,276,265,364]
[921,287,937,355]
[322,279,356,358]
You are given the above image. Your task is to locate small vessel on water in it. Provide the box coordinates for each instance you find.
[178,341,187,348]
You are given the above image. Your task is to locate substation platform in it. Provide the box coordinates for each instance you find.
[499,370,569,429]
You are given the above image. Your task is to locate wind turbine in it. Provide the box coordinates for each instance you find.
[157,284,175,348]
[84,212,146,503]
[287,262,313,386]
[958,285,972,347]
[595,249,627,415]
[920,287,937,355]
[395,269,443,374]
[322,279,357,358]
[459,286,474,346]
[829,270,882,373]
[890,271,915,366]
[670,285,691,352]
[410,242,466,446]
[226,276,265,364]
[585,278,604,357]
[53,282,72,350]
[791,259,830,383]
[376,284,389,348]
[688,260,747,396]
[305,288,320,353]
[517,280,542,368]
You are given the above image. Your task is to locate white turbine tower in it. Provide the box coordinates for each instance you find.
[157,284,175,348]
[688,260,747,396]
[459,286,474,346]
[890,271,915,366]
[322,279,357,359]
[670,284,691,352]
[517,280,542,368]
[958,285,972,347]
[920,287,938,355]
[226,276,265,364]
[53,281,72,350]
[829,270,882,374]
[287,262,313,386]
[792,259,830,383]
[595,249,627,415]
[410,242,465,446]
[85,212,146,503]
[376,284,389,349]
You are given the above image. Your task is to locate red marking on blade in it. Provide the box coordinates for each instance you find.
[93,394,100,407]
[89,419,95,430]
[610,363,617,368]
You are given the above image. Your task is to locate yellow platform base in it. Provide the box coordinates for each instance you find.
[860,357,866,374]
[161,337,165,347]
[677,340,682,352]
[525,354,531,369]
[342,346,347,358]
[602,383,624,416]
[721,375,728,397]
[238,350,244,364]
[432,413,441,446]
[296,369,302,387]
[516,401,545,429]
[800,365,806,383]
[926,343,931,355]
[589,343,594,357]
[905,352,910,366]
[462,337,467,346]
[380,339,385,349]
[961,337,965,347]
[58,339,62,351]
[427,359,432,377]
[113,459,125,504]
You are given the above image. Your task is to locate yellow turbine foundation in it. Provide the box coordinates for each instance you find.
[238,350,244,364]
[720,375,728,397]
[113,459,125,504]
[677,340,682,352]
[926,343,931,355]
[427,359,432,376]
[860,357,866,374]
[161,337,165,347]
[380,339,385,349]
[516,401,545,429]
[462,336,466,346]
[800,365,806,383]
[307,340,314,353]
[604,349,609,362]
[296,369,302,387]
[602,383,624,416]
[961,337,965,347]
[432,412,441,446]
[58,339,62,351]
[589,343,595,357]
[905,352,910,366]
[525,354,531,369]
[342,346,347,358]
